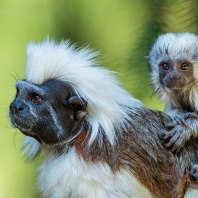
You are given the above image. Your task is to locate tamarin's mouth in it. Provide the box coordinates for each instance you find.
[164,81,185,90]
[9,114,35,135]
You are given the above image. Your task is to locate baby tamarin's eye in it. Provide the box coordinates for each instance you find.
[181,63,189,70]
[160,62,169,70]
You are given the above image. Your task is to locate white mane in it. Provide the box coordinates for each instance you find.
[25,39,142,146]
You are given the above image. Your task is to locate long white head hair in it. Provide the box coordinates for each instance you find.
[24,39,142,153]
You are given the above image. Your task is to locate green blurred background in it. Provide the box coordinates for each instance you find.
[0,0,198,197]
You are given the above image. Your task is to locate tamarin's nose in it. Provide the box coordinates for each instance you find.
[169,73,181,81]
[10,100,27,113]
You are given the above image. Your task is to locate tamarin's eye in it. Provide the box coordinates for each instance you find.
[31,95,42,103]
[160,62,169,70]
[181,63,189,70]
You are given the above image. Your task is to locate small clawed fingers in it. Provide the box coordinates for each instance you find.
[174,116,189,127]
[171,142,182,153]
[165,132,180,149]
[188,112,198,120]
[165,123,175,130]
[164,130,176,140]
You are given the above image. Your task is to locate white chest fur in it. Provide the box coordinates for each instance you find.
[38,148,153,198]
[184,188,198,198]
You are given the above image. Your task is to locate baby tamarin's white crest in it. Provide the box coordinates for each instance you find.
[148,32,198,154]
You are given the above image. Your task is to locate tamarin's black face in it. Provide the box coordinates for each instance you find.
[9,79,87,145]
[159,60,193,89]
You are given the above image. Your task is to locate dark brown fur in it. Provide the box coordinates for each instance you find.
[74,108,198,198]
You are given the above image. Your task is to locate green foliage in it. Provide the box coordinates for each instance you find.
[0,0,198,197]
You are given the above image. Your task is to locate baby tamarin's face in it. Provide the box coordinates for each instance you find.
[148,32,198,93]
[159,60,193,90]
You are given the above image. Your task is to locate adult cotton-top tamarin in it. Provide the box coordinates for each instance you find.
[9,39,198,198]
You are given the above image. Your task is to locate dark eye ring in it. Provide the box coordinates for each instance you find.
[32,95,42,103]
[181,63,189,70]
[160,62,169,70]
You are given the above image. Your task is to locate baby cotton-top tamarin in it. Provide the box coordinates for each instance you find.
[148,32,198,179]
[149,32,198,153]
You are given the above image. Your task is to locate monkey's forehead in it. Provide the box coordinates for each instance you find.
[16,80,46,94]
[150,33,198,60]
[15,79,74,96]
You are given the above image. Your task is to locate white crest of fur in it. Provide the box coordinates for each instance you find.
[148,32,198,104]
[25,39,142,147]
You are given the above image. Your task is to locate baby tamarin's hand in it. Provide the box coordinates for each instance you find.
[164,112,198,153]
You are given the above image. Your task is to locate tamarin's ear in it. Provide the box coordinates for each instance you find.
[68,96,87,121]
[68,96,87,111]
